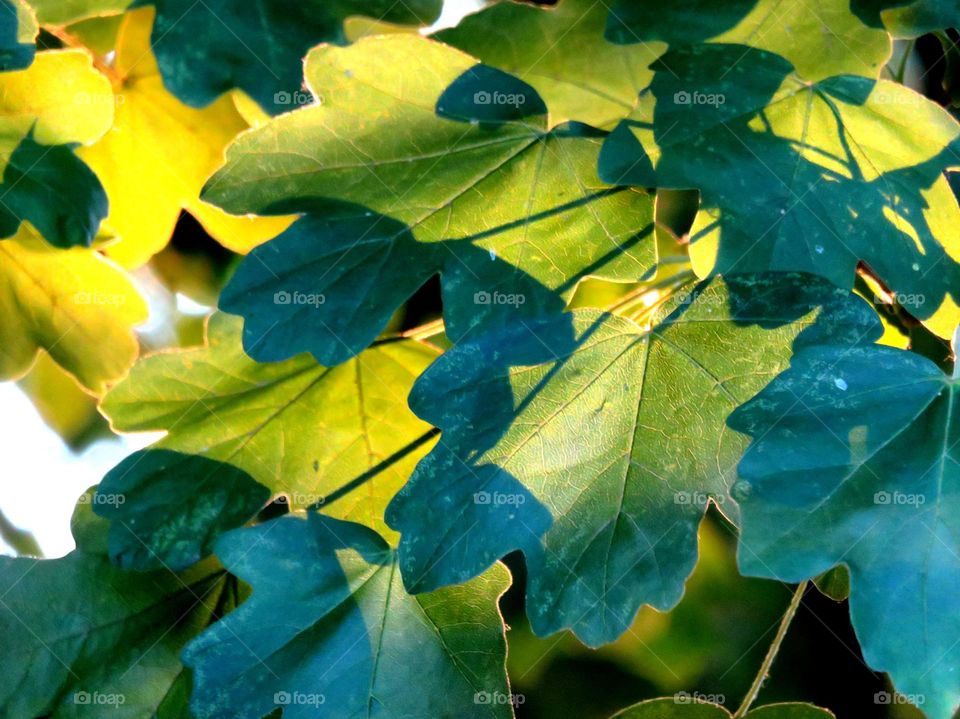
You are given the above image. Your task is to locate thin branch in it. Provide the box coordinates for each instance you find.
[734,581,808,718]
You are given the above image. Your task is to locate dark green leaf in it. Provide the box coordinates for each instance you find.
[182,513,514,719]
[133,0,442,113]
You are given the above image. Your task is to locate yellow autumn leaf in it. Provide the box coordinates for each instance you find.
[0,223,147,394]
[0,47,113,153]
[78,7,293,269]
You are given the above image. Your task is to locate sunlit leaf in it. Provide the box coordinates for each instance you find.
[387,273,876,646]
[78,7,293,268]
[100,313,437,539]
[0,223,147,393]
[435,0,664,128]
[208,35,655,366]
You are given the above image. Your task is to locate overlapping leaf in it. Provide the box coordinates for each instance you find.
[1,0,36,70]
[730,314,960,719]
[612,698,834,719]
[100,313,437,542]
[78,8,292,268]
[386,273,876,646]
[0,49,113,247]
[0,224,147,393]
[853,0,960,37]
[0,497,240,717]
[434,0,664,128]
[182,513,513,719]
[134,0,443,114]
[604,0,890,80]
[208,35,655,366]
[600,44,960,339]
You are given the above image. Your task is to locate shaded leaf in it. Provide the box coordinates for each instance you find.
[435,0,664,128]
[600,44,960,340]
[134,0,443,114]
[78,7,292,268]
[0,495,240,717]
[182,513,514,719]
[208,35,655,366]
[386,273,876,646]
[100,313,437,539]
[95,449,271,571]
[730,313,960,718]
[0,224,147,393]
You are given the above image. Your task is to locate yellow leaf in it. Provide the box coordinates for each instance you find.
[0,223,147,394]
[78,7,293,269]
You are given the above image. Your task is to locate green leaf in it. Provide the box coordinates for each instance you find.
[813,565,850,601]
[26,0,130,25]
[182,513,514,719]
[209,35,655,366]
[100,313,438,540]
[853,0,960,37]
[0,494,240,717]
[604,0,890,81]
[434,0,664,128]
[0,0,36,70]
[611,698,834,719]
[386,273,877,646]
[730,317,960,718]
[133,0,442,114]
[0,223,147,393]
[599,44,960,340]
[95,449,271,571]
[0,49,114,248]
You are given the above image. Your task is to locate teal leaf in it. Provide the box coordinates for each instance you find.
[0,132,108,249]
[182,513,514,719]
[133,0,442,113]
[94,449,271,571]
[731,318,960,718]
[386,273,878,646]
[599,43,960,339]
[0,494,240,717]
[209,35,655,366]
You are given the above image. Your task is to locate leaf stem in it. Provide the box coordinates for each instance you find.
[733,580,808,718]
[0,509,42,557]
